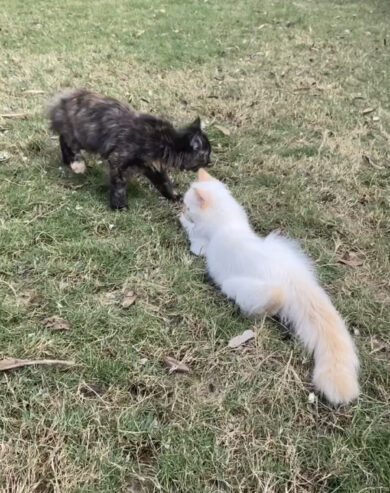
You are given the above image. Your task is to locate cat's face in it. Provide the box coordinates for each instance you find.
[182,169,219,223]
[181,118,211,171]
[182,169,247,231]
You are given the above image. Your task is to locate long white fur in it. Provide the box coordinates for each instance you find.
[180,170,360,405]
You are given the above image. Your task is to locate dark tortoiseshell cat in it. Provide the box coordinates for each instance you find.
[47,89,211,209]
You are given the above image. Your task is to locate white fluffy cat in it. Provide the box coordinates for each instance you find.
[180,168,359,405]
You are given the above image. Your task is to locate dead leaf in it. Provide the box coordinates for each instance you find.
[163,356,191,374]
[122,290,137,308]
[23,89,45,94]
[0,358,74,371]
[228,329,255,348]
[80,383,105,397]
[305,77,317,86]
[295,78,318,91]
[361,107,375,115]
[214,124,231,136]
[0,113,27,120]
[17,292,32,306]
[130,381,148,396]
[337,252,363,267]
[42,316,70,331]
[361,154,383,170]
[17,291,42,307]
[100,290,121,305]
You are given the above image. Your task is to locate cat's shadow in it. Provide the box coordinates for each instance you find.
[47,149,145,206]
[81,163,145,205]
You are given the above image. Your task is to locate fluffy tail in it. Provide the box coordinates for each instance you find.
[46,89,81,132]
[284,279,359,405]
[46,89,74,115]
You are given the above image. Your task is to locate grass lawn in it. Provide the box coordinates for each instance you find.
[1,0,390,491]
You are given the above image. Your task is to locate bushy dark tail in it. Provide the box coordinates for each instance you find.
[46,89,80,132]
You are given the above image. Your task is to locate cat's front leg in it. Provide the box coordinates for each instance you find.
[189,238,208,256]
[179,214,194,235]
[180,214,207,256]
[59,135,86,174]
[143,167,181,201]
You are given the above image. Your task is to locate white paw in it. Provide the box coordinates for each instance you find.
[179,213,187,227]
[180,214,195,237]
[190,240,206,256]
[70,161,87,174]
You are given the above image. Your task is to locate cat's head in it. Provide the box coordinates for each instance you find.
[182,169,248,232]
[178,118,211,170]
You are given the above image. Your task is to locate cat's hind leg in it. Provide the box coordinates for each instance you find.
[221,277,284,316]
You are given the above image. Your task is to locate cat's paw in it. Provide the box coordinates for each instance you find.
[110,202,128,210]
[190,240,207,256]
[180,214,193,231]
[70,161,87,174]
[172,193,183,202]
[109,191,128,210]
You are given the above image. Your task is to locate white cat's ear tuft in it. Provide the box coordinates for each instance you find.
[193,187,212,209]
[198,168,214,182]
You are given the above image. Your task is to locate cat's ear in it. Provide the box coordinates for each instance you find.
[193,187,212,209]
[191,117,201,130]
[190,133,203,151]
[198,168,214,182]
[189,117,202,150]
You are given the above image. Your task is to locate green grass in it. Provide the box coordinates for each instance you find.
[1,0,390,491]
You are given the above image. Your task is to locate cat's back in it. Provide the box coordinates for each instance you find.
[208,227,314,283]
[206,227,266,282]
[131,112,175,140]
[73,90,135,123]
[262,231,314,275]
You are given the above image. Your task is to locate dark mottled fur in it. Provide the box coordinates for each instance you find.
[47,89,211,208]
